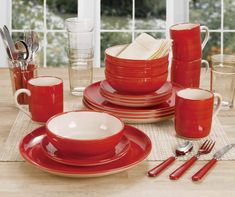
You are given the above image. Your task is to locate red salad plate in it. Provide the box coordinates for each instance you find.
[100,90,171,107]
[41,135,130,166]
[100,80,172,101]
[19,126,152,178]
[83,81,182,114]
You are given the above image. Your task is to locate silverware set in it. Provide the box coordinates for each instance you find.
[0,25,39,70]
[148,140,234,181]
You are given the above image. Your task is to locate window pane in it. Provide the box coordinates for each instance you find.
[189,0,221,30]
[224,0,235,29]
[12,32,44,66]
[203,33,221,61]
[47,0,77,29]
[47,33,67,67]
[224,33,235,55]
[101,32,132,66]
[12,0,44,30]
[134,32,166,39]
[135,0,166,30]
[101,0,132,30]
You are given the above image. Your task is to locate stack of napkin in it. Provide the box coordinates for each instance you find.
[118,33,172,60]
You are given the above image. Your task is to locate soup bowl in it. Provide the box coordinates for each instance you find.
[46,110,125,156]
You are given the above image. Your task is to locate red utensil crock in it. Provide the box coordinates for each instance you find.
[175,88,222,138]
[46,110,125,156]
[14,76,63,122]
[170,23,209,61]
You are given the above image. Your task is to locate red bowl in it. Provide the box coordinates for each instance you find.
[105,44,169,68]
[105,71,168,94]
[106,60,168,77]
[46,110,125,156]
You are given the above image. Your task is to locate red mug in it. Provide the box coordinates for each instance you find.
[14,76,63,122]
[170,23,209,61]
[175,88,222,138]
[171,59,209,88]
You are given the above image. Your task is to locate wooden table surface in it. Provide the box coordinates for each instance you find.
[0,67,235,197]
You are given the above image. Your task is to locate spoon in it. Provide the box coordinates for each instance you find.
[148,141,193,177]
[15,40,29,70]
[15,40,29,60]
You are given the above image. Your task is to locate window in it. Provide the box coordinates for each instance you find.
[0,0,234,67]
[11,0,77,67]
[100,0,166,66]
[189,0,235,62]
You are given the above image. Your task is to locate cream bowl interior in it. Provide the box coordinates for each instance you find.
[47,111,123,140]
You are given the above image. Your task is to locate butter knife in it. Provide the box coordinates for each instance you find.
[192,144,234,181]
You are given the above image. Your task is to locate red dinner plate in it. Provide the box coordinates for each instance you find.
[19,125,152,178]
[41,135,130,166]
[83,81,181,114]
[83,99,175,118]
[83,99,174,124]
[100,80,172,101]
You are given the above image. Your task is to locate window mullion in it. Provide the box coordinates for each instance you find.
[43,0,47,68]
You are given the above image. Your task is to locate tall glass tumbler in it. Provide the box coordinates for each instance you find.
[65,18,94,96]
[210,54,235,108]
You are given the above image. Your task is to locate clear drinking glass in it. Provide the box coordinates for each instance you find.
[67,48,93,95]
[65,18,94,96]
[210,54,235,108]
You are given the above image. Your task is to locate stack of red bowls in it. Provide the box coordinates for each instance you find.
[105,45,169,94]
[82,44,184,124]
[170,23,210,88]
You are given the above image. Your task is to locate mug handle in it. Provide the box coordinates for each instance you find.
[200,26,210,50]
[212,93,222,118]
[201,59,209,79]
[14,89,32,118]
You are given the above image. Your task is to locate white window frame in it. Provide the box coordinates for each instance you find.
[2,0,233,67]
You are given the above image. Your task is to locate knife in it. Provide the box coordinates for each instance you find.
[192,144,234,181]
[3,25,17,59]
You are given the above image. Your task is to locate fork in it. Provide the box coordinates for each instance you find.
[169,140,215,180]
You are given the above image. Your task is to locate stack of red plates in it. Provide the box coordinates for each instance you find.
[100,80,172,107]
[83,81,182,123]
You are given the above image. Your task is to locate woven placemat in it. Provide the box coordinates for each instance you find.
[1,103,234,161]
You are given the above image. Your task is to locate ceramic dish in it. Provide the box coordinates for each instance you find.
[19,125,152,178]
[46,110,125,156]
[100,90,171,107]
[83,98,175,118]
[41,135,130,166]
[83,81,181,114]
[83,99,174,124]
[100,80,172,101]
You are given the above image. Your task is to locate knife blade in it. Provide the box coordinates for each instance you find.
[192,144,234,181]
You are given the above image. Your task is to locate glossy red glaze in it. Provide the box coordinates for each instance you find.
[105,71,168,94]
[27,76,63,122]
[105,60,168,77]
[46,110,125,156]
[170,23,202,61]
[192,158,217,181]
[100,80,172,101]
[19,125,152,177]
[175,89,214,138]
[83,81,182,114]
[171,58,202,88]
[41,135,130,166]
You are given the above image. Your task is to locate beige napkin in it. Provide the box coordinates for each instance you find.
[118,33,172,60]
